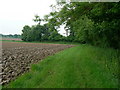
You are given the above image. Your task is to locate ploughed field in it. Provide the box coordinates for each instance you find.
[1,41,74,85]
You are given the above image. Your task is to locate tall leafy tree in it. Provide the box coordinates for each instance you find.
[21,25,31,41]
[50,2,120,48]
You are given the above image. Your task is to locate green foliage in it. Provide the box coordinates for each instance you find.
[72,15,94,43]
[21,25,31,41]
[21,15,63,42]
[1,34,21,38]
[21,2,120,49]
[53,2,120,49]
[33,15,41,25]
[22,25,44,41]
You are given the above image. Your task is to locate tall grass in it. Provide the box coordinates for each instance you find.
[5,44,119,88]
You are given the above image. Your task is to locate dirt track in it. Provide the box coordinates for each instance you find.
[1,41,74,85]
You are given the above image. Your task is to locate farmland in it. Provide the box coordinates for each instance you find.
[1,38,22,41]
[5,44,119,88]
[1,41,74,85]
[0,2,120,88]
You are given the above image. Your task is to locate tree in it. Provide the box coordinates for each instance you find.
[33,15,41,25]
[21,25,31,41]
[49,2,120,48]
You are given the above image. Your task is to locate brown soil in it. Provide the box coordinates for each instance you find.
[1,41,74,85]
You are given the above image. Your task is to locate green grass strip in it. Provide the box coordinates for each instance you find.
[1,40,81,45]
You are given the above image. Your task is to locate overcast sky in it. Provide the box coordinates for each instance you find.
[0,0,66,36]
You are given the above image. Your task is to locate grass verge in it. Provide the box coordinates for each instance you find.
[5,45,119,88]
[1,40,80,45]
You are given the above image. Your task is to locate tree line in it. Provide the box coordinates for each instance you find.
[21,2,120,49]
[0,34,21,38]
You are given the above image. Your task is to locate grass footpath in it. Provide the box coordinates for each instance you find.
[5,44,119,88]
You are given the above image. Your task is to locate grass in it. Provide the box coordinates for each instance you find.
[1,40,81,45]
[5,44,119,88]
[1,40,23,42]
[0,85,2,90]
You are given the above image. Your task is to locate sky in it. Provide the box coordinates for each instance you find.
[0,0,66,36]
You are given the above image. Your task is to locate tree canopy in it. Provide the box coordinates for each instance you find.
[21,2,120,49]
